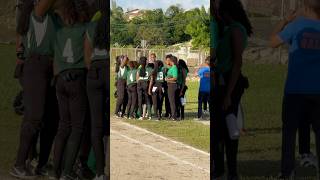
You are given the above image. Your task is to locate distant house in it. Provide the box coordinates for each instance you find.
[125,9,144,21]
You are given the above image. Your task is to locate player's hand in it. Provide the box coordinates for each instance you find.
[148,91,152,96]
[16,59,24,65]
[222,94,231,111]
[285,10,297,23]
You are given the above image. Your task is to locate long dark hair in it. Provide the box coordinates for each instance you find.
[16,0,34,35]
[61,1,78,25]
[115,55,124,73]
[218,0,253,37]
[139,56,147,77]
[152,60,164,79]
[94,0,108,50]
[74,0,90,23]
[178,59,189,73]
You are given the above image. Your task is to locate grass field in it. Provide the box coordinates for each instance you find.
[0,44,317,178]
[0,44,23,177]
[110,69,211,152]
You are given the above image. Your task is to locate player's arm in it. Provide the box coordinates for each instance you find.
[34,0,56,17]
[270,10,297,48]
[223,27,244,110]
[136,69,140,82]
[84,34,92,69]
[148,76,154,95]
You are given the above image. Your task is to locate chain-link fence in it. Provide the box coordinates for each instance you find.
[242,0,303,64]
[110,47,209,74]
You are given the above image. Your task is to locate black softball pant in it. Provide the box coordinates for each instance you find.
[15,55,59,170]
[126,84,137,118]
[167,83,178,119]
[211,75,244,177]
[152,83,164,118]
[53,69,88,177]
[198,91,210,118]
[137,81,150,116]
[163,82,171,117]
[87,60,109,176]
[115,79,127,115]
[281,94,320,176]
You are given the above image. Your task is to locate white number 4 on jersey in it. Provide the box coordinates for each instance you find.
[63,39,74,63]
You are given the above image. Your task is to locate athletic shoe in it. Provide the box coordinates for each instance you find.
[212,172,224,180]
[93,175,105,180]
[138,117,144,120]
[300,153,318,168]
[9,166,36,179]
[147,116,152,120]
[35,165,49,176]
[75,162,94,180]
[48,169,60,180]
[227,174,239,180]
[277,171,295,180]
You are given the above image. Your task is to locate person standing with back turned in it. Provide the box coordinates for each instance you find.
[11,0,58,178]
[270,0,320,178]
[84,0,109,179]
[212,0,251,179]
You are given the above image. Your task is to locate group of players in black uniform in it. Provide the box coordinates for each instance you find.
[114,53,189,121]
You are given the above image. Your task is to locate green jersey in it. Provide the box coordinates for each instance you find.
[167,65,178,79]
[216,22,248,74]
[117,66,128,80]
[137,66,152,81]
[54,21,87,73]
[155,67,165,83]
[126,69,138,85]
[23,11,55,58]
[86,22,108,61]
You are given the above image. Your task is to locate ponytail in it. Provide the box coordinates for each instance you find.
[94,0,108,50]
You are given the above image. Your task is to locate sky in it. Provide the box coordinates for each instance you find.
[111,0,209,11]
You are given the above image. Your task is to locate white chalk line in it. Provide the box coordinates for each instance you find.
[118,121,210,156]
[111,129,210,174]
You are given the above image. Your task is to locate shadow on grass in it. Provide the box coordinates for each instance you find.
[247,127,282,134]
[238,160,316,178]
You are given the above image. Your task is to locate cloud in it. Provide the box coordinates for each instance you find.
[111,0,209,11]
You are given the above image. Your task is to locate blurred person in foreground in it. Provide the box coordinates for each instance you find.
[270,0,320,178]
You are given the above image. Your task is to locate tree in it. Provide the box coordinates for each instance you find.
[185,6,210,48]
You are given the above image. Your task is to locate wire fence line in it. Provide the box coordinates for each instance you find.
[110,47,209,68]
[243,0,303,64]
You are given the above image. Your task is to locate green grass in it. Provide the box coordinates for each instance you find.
[0,44,22,177]
[238,64,317,178]
[110,70,211,152]
[0,44,317,178]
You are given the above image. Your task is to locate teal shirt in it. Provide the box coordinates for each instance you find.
[167,65,178,79]
[138,66,152,81]
[23,11,55,58]
[86,21,108,61]
[210,17,218,49]
[54,20,87,73]
[155,67,165,83]
[117,66,128,80]
[126,69,138,85]
[215,22,248,74]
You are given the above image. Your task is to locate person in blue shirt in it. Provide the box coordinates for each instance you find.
[196,56,211,119]
[270,0,320,178]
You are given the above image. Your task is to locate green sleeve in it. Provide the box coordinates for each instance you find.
[210,18,218,49]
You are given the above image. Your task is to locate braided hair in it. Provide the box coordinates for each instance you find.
[94,0,108,50]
